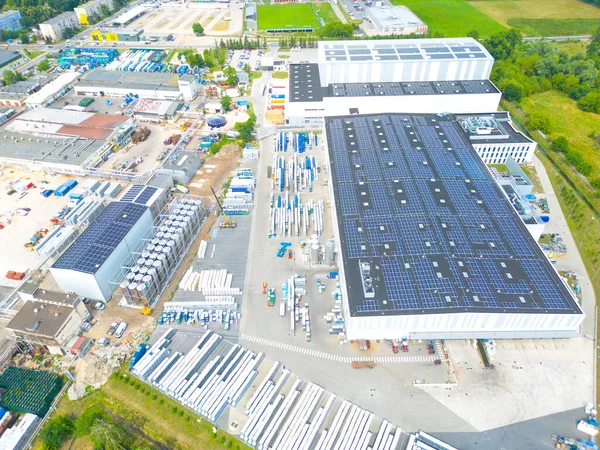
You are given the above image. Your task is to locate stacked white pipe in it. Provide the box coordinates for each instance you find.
[197,240,208,259]
[180,269,240,296]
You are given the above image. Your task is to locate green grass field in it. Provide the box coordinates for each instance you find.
[507,18,600,36]
[257,4,321,31]
[389,0,506,36]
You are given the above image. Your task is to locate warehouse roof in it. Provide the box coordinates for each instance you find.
[7,300,75,338]
[0,50,21,68]
[289,64,499,102]
[76,68,180,92]
[455,112,534,146]
[319,38,493,63]
[24,72,80,106]
[325,113,581,317]
[110,5,147,25]
[52,201,148,274]
[0,73,58,95]
[367,5,426,31]
[289,64,326,102]
[0,131,104,166]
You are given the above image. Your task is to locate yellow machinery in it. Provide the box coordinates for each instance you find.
[209,185,236,229]
[140,306,152,315]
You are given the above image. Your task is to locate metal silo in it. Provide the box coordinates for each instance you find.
[325,238,335,266]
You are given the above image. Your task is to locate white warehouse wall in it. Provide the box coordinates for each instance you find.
[286,92,502,127]
[74,85,182,101]
[319,59,493,85]
[472,141,537,164]
[50,208,154,301]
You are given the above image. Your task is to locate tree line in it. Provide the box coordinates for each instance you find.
[483,28,600,181]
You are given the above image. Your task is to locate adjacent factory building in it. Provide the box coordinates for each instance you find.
[324,113,584,340]
[75,69,200,101]
[317,38,494,85]
[0,10,22,32]
[0,107,135,171]
[50,201,154,301]
[7,284,90,350]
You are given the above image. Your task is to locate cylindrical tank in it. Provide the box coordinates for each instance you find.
[148,252,159,260]
[136,283,149,302]
[141,251,151,259]
[146,244,156,253]
[136,257,146,266]
[325,238,335,266]
[162,245,175,266]
[151,238,160,245]
[311,244,319,263]
[139,266,148,276]
[119,281,128,296]
[156,232,165,240]
[134,273,144,283]
[130,265,141,274]
[128,282,140,304]
[144,258,154,267]
[126,272,136,283]
[157,253,170,273]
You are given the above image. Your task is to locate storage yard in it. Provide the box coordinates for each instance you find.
[132,328,438,450]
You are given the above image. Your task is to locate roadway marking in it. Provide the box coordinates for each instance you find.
[239,335,437,364]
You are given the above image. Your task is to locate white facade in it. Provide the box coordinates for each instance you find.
[40,11,79,41]
[50,207,153,301]
[74,83,182,101]
[473,141,536,164]
[177,76,200,101]
[318,38,494,85]
[25,72,80,107]
[286,92,502,126]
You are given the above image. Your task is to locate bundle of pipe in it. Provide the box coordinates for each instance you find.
[180,269,235,292]
[163,297,237,310]
[197,240,208,259]
[131,328,176,379]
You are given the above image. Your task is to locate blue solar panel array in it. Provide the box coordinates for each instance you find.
[326,113,580,316]
[120,185,158,206]
[52,202,148,274]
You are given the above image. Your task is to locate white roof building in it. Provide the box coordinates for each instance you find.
[24,72,80,107]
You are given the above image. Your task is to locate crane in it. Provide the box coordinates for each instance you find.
[209,184,236,229]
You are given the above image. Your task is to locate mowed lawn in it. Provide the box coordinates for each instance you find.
[520,91,600,174]
[258,4,321,30]
[389,0,506,36]
[471,0,600,35]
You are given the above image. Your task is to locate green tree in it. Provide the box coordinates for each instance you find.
[224,66,238,85]
[75,405,108,437]
[578,90,600,113]
[39,415,75,450]
[63,27,79,40]
[221,95,232,112]
[243,63,251,75]
[3,70,23,87]
[99,3,111,18]
[552,136,569,154]
[37,59,50,72]
[528,112,553,134]
[192,22,204,36]
[19,31,29,44]
[467,30,480,40]
[89,420,125,450]
[320,21,354,39]
[503,82,523,102]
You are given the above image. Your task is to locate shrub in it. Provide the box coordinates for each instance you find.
[159,399,164,405]
[528,112,553,134]
[39,415,75,450]
[172,406,178,414]
[178,410,184,417]
[152,394,157,400]
[552,136,569,154]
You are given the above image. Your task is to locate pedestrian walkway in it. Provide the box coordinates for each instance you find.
[240,334,437,364]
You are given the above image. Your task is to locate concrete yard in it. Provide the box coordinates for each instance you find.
[0,168,82,287]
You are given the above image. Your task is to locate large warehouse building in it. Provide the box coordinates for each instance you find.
[325,113,584,340]
[74,69,200,102]
[317,38,494,85]
[50,201,153,301]
[286,63,502,126]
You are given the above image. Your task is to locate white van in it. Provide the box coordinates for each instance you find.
[114,322,128,338]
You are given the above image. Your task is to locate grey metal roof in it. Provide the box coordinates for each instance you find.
[326,113,581,317]
[77,69,180,92]
[52,201,148,274]
[0,50,21,68]
[288,64,326,102]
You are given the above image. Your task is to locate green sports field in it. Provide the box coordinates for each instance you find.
[389,0,506,36]
[257,4,322,31]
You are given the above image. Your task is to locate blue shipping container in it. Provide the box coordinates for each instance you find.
[130,343,147,369]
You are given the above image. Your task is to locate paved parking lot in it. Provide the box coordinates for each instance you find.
[228,49,263,73]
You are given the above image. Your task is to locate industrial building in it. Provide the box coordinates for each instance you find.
[23,71,80,107]
[75,0,114,25]
[0,107,134,172]
[0,50,23,74]
[108,5,148,26]
[0,10,22,32]
[286,63,502,126]
[456,113,537,164]
[317,38,494,85]
[50,201,154,301]
[90,27,143,42]
[7,284,90,349]
[0,73,59,107]
[74,69,200,101]
[159,150,203,184]
[39,11,79,41]
[129,98,183,122]
[366,5,427,36]
[324,113,583,340]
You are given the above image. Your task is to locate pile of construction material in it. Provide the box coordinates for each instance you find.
[132,329,262,422]
[180,268,240,296]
